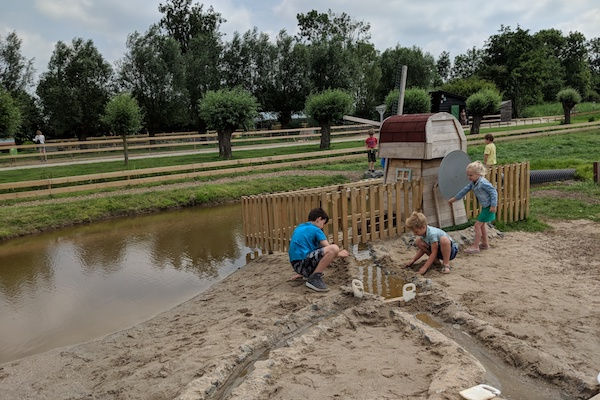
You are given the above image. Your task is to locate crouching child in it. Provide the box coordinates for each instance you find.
[404,211,458,275]
[288,207,349,292]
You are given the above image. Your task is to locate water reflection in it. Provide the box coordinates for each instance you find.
[0,203,253,364]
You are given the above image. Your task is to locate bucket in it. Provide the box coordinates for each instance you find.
[402,283,416,302]
[351,279,364,298]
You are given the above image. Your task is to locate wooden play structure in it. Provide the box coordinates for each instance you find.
[379,112,468,228]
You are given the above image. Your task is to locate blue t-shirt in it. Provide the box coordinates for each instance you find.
[288,222,326,261]
[420,225,451,246]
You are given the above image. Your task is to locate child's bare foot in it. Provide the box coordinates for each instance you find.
[338,249,350,257]
[441,265,451,274]
[464,247,480,254]
[479,243,489,250]
[287,274,304,282]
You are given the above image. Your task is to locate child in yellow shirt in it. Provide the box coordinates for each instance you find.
[484,134,496,166]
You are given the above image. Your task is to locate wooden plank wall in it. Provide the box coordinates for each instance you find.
[464,162,530,223]
[242,179,424,252]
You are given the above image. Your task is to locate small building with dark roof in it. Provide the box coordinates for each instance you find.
[429,90,466,121]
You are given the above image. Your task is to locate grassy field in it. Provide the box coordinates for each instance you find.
[2,124,599,241]
[521,102,600,117]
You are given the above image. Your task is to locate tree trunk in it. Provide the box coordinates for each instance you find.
[279,111,292,128]
[122,135,129,165]
[470,115,483,135]
[562,103,572,124]
[320,124,331,149]
[218,130,233,159]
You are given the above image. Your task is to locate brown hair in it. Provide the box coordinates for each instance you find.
[484,133,494,142]
[405,211,427,230]
[368,128,374,136]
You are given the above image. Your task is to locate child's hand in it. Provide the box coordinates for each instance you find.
[338,249,350,257]
[490,206,497,213]
[404,262,413,268]
[448,197,455,205]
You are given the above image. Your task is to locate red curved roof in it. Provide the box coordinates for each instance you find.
[380,113,433,143]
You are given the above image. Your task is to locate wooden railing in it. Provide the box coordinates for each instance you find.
[242,179,424,253]
[464,162,530,223]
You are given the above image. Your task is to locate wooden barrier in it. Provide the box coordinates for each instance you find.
[242,179,424,253]
[464,162,530,223]
[0,150,368,200]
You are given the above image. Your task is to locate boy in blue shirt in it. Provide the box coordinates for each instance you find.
[289,208,349,292]
[404,211,458,275]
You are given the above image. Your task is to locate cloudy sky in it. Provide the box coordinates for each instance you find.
[1,0,599,80]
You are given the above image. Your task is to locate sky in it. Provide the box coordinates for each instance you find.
[1,0,599,81]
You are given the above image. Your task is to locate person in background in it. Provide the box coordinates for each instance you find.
[483,133,496,167]
[365,128,378,172]
[33,129,47,161]
[459,108,468,126]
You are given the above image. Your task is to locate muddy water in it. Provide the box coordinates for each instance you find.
[0,203,255,364]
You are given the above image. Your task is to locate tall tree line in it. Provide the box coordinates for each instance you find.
[1,1,599,142]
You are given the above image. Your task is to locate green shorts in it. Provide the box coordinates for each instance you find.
[477,207,496,223]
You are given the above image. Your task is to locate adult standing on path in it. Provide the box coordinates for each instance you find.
[34,129,47,161]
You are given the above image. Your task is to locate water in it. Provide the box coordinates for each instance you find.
[0,203,255,364]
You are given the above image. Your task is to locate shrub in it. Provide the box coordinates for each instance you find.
[304,89,353,149]
[466,89,501,134]
[556,88,581,124]
[0,89,22,139]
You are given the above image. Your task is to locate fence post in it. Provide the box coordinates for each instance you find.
[594,162,599,184]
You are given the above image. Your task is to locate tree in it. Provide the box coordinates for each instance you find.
[102,93,143,165]
[304,89,353,149]
[12,90,43,144]
[466,89,501,135]
[37,38,113,140]
[378,46,438,100]
[158,0,224,54]
[561,32,591,99]
[0,31,34,93]
[441,77,498,98]
[198,88,258,159]
[384,88,430,115]
[451,47,484,79]
[119,26,189,134]
[556,88,581,124]
[436,51,451,84]
[265,31,310,127]
[588,37,600,99]
[0,88,21,138]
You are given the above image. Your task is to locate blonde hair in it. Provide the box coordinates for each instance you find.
[466,160,486,176]
[405,211,427,230]
[368,128,374,135]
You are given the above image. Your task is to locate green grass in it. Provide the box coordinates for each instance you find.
[521,102,600,117]
[467,129,600,179]
[0,174,351,240]
[0,140,364,184]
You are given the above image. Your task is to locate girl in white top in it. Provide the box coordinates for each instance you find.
[34,129,47,161]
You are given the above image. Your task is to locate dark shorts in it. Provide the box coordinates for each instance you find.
[477,207,496,223]
[435,242,458,261]
[291,248,324,278]
[367,149,376,162]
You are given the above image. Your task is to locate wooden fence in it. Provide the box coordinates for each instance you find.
[242,179,424,253]
[242,161,530,252]
[464,162,530,223]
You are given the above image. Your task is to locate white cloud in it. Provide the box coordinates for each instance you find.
[35,0,106,29]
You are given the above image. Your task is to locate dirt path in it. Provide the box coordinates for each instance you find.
[1,220,599,399]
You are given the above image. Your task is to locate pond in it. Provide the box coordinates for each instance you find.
[0,203,255,364]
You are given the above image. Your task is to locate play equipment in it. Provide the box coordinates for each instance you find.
[402,283,416,302]
[459,384,501,400]
[379,113,468,228]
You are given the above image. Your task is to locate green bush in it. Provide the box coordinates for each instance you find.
[466,89,501,134]
[556,88,582,124]
[441,77,499,98]
[384,88,431,115]
[102,93,143,165]
[199,88,259,159]
[304,89,353,149]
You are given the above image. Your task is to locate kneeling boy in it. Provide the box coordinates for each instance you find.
[404,211,458,275]
[289,208,349,292]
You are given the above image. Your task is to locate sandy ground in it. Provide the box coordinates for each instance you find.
[1,219,599,400]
